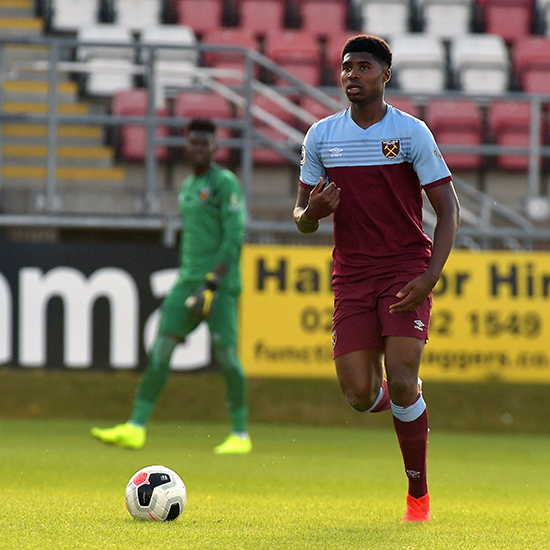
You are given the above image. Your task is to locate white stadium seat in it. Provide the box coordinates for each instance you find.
[450,34,509,94]
[355,0,411,38]
[50,0,100,32]
[417,0,473,39]
[113,0,163,31]
[390,34,447,93]
[77,25,135,96]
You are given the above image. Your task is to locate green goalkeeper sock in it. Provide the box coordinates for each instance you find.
[214,344,249,433]
[130,335,178,426]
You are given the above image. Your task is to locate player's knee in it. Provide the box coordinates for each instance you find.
[342,385,380,412]
[387,374,419,407]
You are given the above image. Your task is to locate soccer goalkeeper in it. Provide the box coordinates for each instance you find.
[92,118,251,454]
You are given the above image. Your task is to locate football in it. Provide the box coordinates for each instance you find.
[125,465,187,521]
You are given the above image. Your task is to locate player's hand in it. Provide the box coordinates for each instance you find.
[306,177,340,220]
[389,273,437,314]
[185,272,221,321]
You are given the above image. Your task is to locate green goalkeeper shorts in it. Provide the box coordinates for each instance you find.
[159,279,239,347]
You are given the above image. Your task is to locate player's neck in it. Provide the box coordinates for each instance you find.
[193,162,213,176]
[349,100,387,130]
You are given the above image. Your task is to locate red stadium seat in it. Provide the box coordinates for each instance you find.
[488,100,545,171]
[175,0,224,36]
[238,0,286,36]
[477,0,534,43]
[513,37,550,94]
[297,0,349,37]
[112,89,169,162]
[424,98,484,171]
[249,94,299,165]
[386,96,420,118]
[263,29,322,86]
[202,27,259,82]
[174,91,235,163]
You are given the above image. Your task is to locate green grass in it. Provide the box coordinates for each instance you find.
[1,419,549,549]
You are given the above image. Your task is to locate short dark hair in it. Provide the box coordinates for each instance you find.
[341,35,392,69]
[188,118,216,134]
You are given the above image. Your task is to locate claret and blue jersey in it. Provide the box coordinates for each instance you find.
[299,105,453,275]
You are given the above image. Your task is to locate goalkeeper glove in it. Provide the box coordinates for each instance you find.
[185,272,221,322]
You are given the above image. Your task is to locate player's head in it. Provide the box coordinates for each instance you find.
[186,118,217,172]
[341,35,392,70]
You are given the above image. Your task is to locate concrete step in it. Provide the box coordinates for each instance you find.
[2,80,79,104]
[2,124,104,146]
[2,144,114,169]
[2,101,90,115]
[0,0,33,18]
[0,16,43,37]
[1,165,126,183]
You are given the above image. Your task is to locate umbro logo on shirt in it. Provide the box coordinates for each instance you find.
[330,147,343,157]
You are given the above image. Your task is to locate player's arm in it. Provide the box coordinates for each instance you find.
[293,178,341,233]
[389,182,460,313]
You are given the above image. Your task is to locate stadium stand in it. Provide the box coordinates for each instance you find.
[295,0,349,37]
[488,99,546,170]
[77,24,135,96]
[386,96,420,118]
[355,0,411,37]
[389,34,447,93]
[238,0,287,36]
[202,27,259,82]
[111,88,170,162]
[450,33,509,94]
[48,0,101,33]
[535,0,550,34]
[112,0,163,31]
[173,90,235,163]
[174,0,225,36]
[263,29,323,86]
[139,25,198,106]
[477,0,534,43]
[425,98,484,171]
[417,0,473,38]
[513,36,550,93]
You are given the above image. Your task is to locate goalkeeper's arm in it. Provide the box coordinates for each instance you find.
[185,265,227,321]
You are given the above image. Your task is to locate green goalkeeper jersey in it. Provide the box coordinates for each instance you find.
[177,164,246,295]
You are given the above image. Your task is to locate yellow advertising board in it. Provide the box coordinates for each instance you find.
[240,245,550,382]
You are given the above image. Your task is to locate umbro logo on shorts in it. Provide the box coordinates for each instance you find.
[414,320,425,331]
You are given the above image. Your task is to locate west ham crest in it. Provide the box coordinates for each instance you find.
[382,139,400,158]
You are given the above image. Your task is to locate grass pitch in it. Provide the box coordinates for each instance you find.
[1,419,549,550]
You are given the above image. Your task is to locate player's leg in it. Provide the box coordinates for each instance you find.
[332,311,390,413]
[209,291,251,454]
[91,281,198,449]
[385,336,430,522]
[378,277,432,521]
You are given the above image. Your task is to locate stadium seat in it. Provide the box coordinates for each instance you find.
[450,34,509,94]
[478,0,534,43]
[238,0,287,36]
[140,25,198,105]
[77,25,135,96]
[174,91,235,163]
[513,36,550,93]
[113,0,162,31]
[111,88,170,162]
[417,0,473,38]
[249,94,299,165]
[386,96,420,118]
[263,29,323,86]
[389,34,447,93]
[49,0,100,33]
[299,94,346,131]
[487,99,545,171]
[174,0,225,36]
[355,0,411,38]
[297,0,349,37]
[202,28,259,82]
[424,98,484,171]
